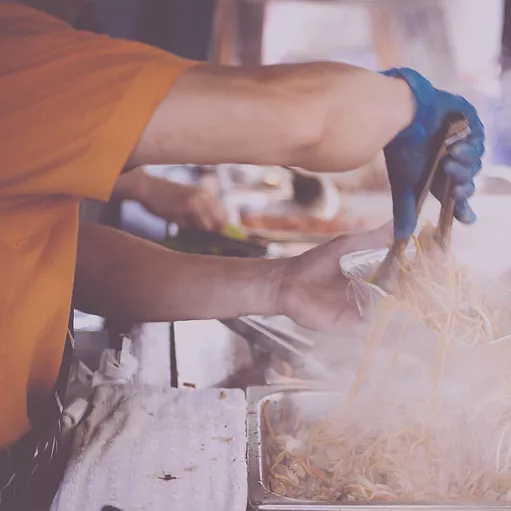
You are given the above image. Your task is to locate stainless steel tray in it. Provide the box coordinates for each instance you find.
[247,385,511,511]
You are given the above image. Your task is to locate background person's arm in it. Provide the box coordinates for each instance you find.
[112,168,226,231]
[74,221,392,331]
[129,62,415,173]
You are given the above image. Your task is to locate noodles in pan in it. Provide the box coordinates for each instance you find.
[264,225,511,503]
[393,224,508,346]
[264,390,511,502]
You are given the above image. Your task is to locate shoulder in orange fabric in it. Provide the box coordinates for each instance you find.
[0,2,197,448]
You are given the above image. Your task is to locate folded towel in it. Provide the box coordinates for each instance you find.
[51,385,247,511]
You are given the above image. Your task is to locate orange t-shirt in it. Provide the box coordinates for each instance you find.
[0,2,197,448]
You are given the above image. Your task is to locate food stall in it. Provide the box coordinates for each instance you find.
[63,0,511,510]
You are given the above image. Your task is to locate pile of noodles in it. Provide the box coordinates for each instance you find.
[264,389,511,503]
[393,223,509,346]
[264,225,511,503]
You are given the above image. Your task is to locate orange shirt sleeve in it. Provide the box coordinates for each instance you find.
[0,2,199,202]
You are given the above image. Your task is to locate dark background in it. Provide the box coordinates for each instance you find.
[74,0,216,61]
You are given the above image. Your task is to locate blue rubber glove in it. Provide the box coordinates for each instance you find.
[382,68,485,241]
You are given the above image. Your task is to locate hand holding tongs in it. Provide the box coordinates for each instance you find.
[372,112,472,292]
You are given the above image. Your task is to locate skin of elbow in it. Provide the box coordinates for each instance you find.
[289,87,380,172]
[274,76,366,172]
[273,63,395,172]
[249,66,327,169]
[278,88,328,169]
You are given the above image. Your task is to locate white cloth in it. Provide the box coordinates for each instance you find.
[51,386,247,511]
[130,323,172,387]
[63,344,139,433]
[91,347,139,387]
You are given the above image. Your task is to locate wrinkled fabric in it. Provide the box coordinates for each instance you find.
[51,386,247,511]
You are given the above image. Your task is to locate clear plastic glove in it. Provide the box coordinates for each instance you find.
[277,221,393,333]
[382,68,485,241]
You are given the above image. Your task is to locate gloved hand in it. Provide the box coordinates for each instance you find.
[382,68,485,241]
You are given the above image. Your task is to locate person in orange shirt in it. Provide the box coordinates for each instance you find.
[0,0,484,508]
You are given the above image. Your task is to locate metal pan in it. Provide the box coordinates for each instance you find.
[247,385,511,511]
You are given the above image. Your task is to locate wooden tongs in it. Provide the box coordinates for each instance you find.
[372,112,472,293]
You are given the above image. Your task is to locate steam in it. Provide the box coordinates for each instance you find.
[264,244,511,503]
[265,302,511,502]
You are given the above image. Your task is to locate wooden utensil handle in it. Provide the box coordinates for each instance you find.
[436,115,471,248]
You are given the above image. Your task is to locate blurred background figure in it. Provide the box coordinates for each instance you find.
[80,166,227,240]
[112,168,227,235]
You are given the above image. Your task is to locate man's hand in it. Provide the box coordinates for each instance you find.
[277,221,393,332]
[383,68,485,241]
[112,168,227,231]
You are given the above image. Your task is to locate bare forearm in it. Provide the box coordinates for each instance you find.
[130,62,414,172]
[75,223,284,322]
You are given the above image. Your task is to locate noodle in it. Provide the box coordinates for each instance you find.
[344,295,400,414]
[393,224,504,347]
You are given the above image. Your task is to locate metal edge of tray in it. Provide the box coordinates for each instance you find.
[246,385,511,511]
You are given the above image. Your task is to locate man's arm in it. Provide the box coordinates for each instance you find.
[74,222,284,323]
[129,63,415,173]
[74,221,392,331]
[111,168,226,231]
